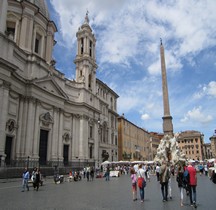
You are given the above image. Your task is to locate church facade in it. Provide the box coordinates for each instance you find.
[0,0,119,169]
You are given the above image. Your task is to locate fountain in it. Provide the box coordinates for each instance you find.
[154,133,186,165]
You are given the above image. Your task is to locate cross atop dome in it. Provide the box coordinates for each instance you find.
[84,10,89,24]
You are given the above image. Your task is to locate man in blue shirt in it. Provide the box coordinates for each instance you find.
[22,167,30,192]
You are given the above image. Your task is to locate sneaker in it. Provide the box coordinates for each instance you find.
[141,200,144,203]
[193,202,197,208]
[170,196,172,199]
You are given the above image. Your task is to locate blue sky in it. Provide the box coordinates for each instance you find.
[47,0,216,143]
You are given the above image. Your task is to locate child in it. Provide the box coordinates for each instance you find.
[130,167,137,201]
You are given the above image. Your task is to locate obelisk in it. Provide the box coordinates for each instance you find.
[160,39,173,136]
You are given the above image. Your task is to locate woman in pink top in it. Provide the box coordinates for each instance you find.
[130,167,137,201]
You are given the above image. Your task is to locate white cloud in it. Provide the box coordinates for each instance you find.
[141,113,150,120]
[50,0,216,76]
[181,106,213,124]
[193,81,216,99]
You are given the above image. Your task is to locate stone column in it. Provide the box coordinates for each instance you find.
[0,80,10,166]
[0,0,8,34]
[84,37,87,54]
[72,114,79,158]
[94,122,99,167]
[58,109,63,161]
[15,96,24,158]
[45,23,55,63]
[79,115,88,159]
[19,10,34,52]
[51,108,58,160]
[32,100,40,159]
[20,97,28,157]
[25,97,35,157]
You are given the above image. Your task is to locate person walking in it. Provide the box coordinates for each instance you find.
[156,164,160,181]
[86,165,90,181]
[137,164,145,203]
[187,161,197,208]
[105,164,110,181]
[31,167,37,189]
[159,161,170,202]
[176,165,184,207]
[90,166,94,181]
[130,167,137,201]
[22,167,30,192]
[34,168,41,191]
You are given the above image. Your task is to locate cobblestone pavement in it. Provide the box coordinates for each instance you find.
[0,173,215,210]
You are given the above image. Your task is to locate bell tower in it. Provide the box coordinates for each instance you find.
[74,12,97,94]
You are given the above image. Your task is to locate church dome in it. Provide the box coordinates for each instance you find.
[26,0,49,19]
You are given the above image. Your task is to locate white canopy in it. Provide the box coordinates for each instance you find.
[101,161,111,165]
[208,158,216,163]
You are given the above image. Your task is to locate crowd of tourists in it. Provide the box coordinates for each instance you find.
[129,160,216,208]
[21,158,216,207]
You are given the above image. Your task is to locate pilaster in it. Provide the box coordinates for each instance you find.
[15,96,24,158]
[32,100,40,159]
[51,108,59,159]
[79,115,88,159]
[0,0,8,34]
[0,80,10,155]
[25,97,35,156]
[58,109,63,159]
[19,10,34,52]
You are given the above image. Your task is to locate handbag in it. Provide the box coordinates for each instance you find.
[137,170,146,188]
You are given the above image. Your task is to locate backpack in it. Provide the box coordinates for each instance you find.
[183,170,190,185]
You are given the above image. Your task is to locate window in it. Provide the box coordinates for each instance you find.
[111,133,114,145]
[89,40,92,57]
[6,21,16,40]
[89,144,93,159]
[88,74,92,89]
[89,126,93,138]
[110,97,113,110]
[81,38,84,54]
[35,33,42,54]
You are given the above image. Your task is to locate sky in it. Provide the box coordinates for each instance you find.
[47,0,216,143]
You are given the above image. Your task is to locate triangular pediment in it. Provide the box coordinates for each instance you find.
[34,76,68,99]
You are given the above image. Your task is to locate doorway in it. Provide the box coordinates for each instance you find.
[63,144,69,166]
[39,130,48,165]
[5,136,13,166]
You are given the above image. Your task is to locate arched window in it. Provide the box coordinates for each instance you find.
[89,40,92,57]
[88,73,92,89]
[81,37,84,54]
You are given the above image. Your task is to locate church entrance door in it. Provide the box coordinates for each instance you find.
[5,136,13,166]
[39,129,48,165]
